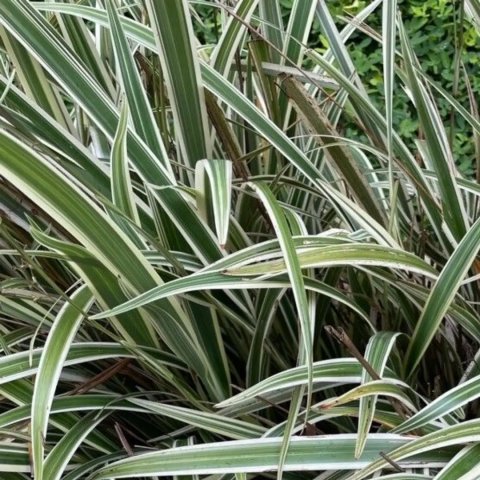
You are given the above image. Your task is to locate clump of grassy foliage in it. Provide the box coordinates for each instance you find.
[0,1,479,478]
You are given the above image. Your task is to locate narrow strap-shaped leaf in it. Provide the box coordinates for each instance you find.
[0,0,171,178]
[30,227,161,347]
[433,443,480,480]
[356,332,402,458]
[28,4,327,201]
[0,74,111,196]
[393,374,480,434]
[398,15,467,241]
[62,453,125,480]
[200,62,323,186]
[195,159,233,248]
[315,1,368,90]
[224,243,437,278]
[317,179,399,248]
[466,0,480,28]
[258,1,284,63]
[43,412,110,480]
[299,48,447,247]
[282,0,316,67]
[278,0,317,127]
[0,343,133,385]
[30,1,425,239]
[110,99,140,227]
[369,475,432,479]
[0,129,188,343]
[281,75,386,226]
[421,72,480,135]
[248,38,282,144]
[146,0,210,167]
[377,274,480,344]
[0,444,30,473]
[31,284,93,480]
[405,216,480,374]
[211,0,260,76]
[53,4,115,97]
[216,358,391,409]
[90,270,371,337]
[128,398,265,440]
[315,0,385,147]
[0,28,73,131]
[2,0,222,264]
[105,0,172,177]
[91,435,416,479]
[0,129,220,391]
[32,228,229,401]
[266,404,408,439]
[0,395,151,430]
[201,235,351,274]
[382,0,398,238]
[348,418,480,480]
[319,379,416,414]
[246,288,285,386]
[277,386,305,479]
[87,235,351,320]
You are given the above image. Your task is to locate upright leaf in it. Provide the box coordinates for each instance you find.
[399,16,467,241]
[405,216,480,374]
[195,159,233,248]
[356,332,403,458]
[146,0,210,167]
[105,0,173,178]
[110,99,140,227]
[31,284,93,480]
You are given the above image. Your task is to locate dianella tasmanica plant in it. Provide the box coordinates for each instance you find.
[0,0,480,478]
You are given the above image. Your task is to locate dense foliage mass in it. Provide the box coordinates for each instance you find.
[0,0,479,478]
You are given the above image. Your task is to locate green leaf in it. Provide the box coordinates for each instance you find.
[0,343,133,386]
[348,418,480,480]
[105,0,173,178]
[31,285,93,480]
[0,395,151,430]
[405,216,480,374]
[398,16,467,241]
[211,0,260,76]
[224,243,436,278]
[146,0,210,167]
[43,412,110,480]
[245,181,313,478]
[281,75,386,226]
[356,332,402,458]
[216,358,395,409]
[0,444,30,473]
[393,374,480,434]
[90,270,371,332]
[277,0,317,123]
[91,435,417,478]
[128,398,265,440]
[319,379,416,413]
[434,443,480,480]
[0,28,72,130]
[110,99,140,227]
[382,0,398,238]
[3,0,222,264]
[195,159,232,248]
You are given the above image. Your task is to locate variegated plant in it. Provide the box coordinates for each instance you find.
[0,1,479,479]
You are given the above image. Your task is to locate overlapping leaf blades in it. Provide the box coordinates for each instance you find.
[0,0,478,479]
